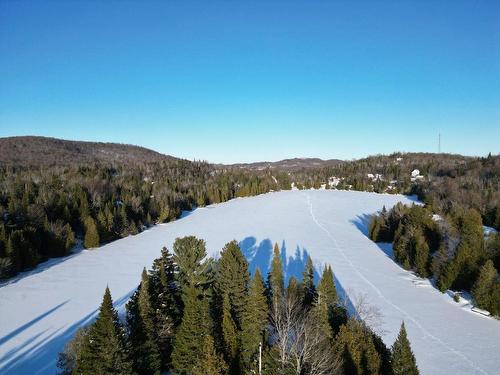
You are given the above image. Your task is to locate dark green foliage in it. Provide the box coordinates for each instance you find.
[221,293,239,373]
[191,335,228,375]
[173,236,212,293]
[60,236,417,375]
[171,285,210,374]
[302,255,316,308]
[215,240,250,327]
[83,216,99,249]
[74,287,133,375]
[240,269,268,371]
[333,319,382,375]
[391,322,419,375]
[126,269,161,375]
[267,243,284,306]
[472,260,500,315]
[0,138,282,279]
[313,265,338,339]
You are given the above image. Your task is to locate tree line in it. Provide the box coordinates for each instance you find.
[0,160,282,279]
[58,236,419,375]
[369,203,500,316]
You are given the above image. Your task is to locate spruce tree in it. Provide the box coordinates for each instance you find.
[127,269,161,375]
[74,287,133,375]
[333,319,382,375]
[171,285,210,374]
[83,216,99,249]
[314,265,338,339]
[472,260,497,311]
[413,229,430,278]
[391,322,419,375]
[302,255,316,307]
[191,335,228,375]
[215,240,250,327]
[286,276,301,301]
[241,268,268,370]
[268,242,284,307]
[221,293,239,373]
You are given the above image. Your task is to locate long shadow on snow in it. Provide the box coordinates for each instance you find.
[238,237,320,284]
[0,289,136,375]
[239,236,356,317]
[0,301,69,347]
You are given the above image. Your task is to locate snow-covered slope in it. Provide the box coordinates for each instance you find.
[1,190,499,374]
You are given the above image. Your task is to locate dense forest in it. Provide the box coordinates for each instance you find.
[58,236,419,375]
[291,152,500,230]
[1,136,498,283]
[0,137,283,279]
[368,203,500,316]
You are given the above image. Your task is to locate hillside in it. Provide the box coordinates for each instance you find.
[0,136,176,167]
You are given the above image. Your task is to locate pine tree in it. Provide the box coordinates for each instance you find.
[83,216,99,249]
[302,255,316,307]
[221,293,239,373]
[413,229,430,278]
[472,260,497,311]
[173,236,212,293]
[314,265,338,339]
[192,335,228,375]
[241,268,268,371]
[333,319,381,375]
[74,287,133,374]
[171,285,210,374]
[391,322,419,375]
[127,269,161,375]
[215,240,250,327]
[268,242,284,307]
[286,276,301,301]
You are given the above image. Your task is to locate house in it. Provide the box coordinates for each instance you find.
[411,169,420,178]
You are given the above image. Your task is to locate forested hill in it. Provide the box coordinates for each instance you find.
[0,136,176,167]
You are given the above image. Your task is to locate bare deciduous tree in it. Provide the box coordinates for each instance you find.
[268,291,342,375]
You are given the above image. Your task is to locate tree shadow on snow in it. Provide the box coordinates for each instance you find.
[0,289,136,375]
[350,214,394,259]
[238,237,320,285]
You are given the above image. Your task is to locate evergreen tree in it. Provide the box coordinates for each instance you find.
[302,255,316,307]
[173,236,212,293]
[215,240,250,327]
[333,319,382,375]
[314,265,338,339]
[221,293,239,373]
[472,260,497,312]
[391,322,419,375]
[191,335,228,375]
[241,268,268,371]
[74,287,133,375]
[268,242,284,307]
[171,285,210,374]
[413,229,430,278]
[83,216,99,249]
[127,269,161,375]
[286,276,301,301]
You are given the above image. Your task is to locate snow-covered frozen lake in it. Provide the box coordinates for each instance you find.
[1,190,499,374]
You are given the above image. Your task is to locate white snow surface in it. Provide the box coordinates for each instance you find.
[1,190,499,375]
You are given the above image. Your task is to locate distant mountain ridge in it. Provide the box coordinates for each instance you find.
[0,136,177,167]
[219,157,343,171]
[0,136,342,169]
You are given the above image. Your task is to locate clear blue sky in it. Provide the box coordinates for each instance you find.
[0,1,499,163]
